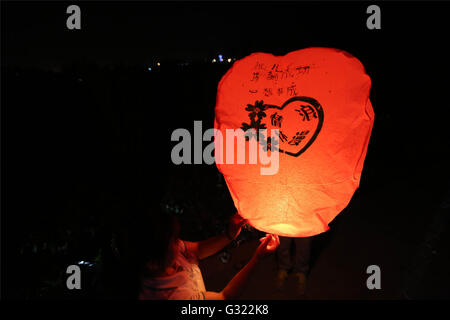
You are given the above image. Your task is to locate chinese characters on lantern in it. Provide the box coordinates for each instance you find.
[249,61,311,97]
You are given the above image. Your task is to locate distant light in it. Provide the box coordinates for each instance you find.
[157,62,161,66]
[212,59,216,63]
[218,55,223,62]
[227,58,232,63]
[78,261,84,265]
[148,67,152,71]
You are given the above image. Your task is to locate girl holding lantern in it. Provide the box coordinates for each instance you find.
[125,211,280,300]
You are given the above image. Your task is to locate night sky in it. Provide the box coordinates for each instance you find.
[3,2,394,68]
[4,1,447,185]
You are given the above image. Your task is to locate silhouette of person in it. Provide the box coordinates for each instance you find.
[275,236,312,296]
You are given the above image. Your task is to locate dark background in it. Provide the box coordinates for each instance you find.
[1,1,450,299]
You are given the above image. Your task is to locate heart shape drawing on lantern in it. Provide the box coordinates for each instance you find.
[240,96,324,157]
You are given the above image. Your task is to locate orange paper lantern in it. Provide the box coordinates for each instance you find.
[214,47,374,237]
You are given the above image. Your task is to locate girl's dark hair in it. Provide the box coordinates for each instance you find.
[130,210,180,276]
[107,207,180,299]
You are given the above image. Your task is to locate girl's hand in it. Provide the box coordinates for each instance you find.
[255,234,280,259]
[227,212,249,240]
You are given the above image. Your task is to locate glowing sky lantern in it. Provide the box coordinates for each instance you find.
[214,47,374,237]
